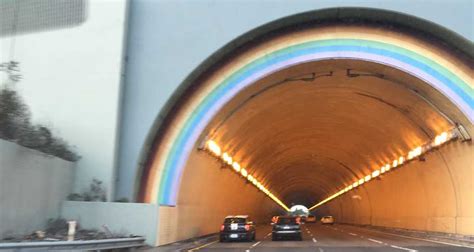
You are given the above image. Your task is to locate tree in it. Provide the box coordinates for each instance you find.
[0,61,80,161]
[0,86,31,140]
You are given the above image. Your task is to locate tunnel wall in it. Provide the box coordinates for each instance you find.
[156,150,282,245]
[317,139,473,235]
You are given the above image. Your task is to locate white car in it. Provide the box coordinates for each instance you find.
[321,216,334,224]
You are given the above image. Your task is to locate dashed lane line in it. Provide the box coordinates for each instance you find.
[312,238,317,243]
[347,226,474,249]
[251,241,261,248]
[368,238,384,244]
[318,248,324,252]
[390,245,418,252]
[348,232,357,236]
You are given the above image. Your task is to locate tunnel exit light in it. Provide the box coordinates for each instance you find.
[309,129,459,211]
[204,140,291,211]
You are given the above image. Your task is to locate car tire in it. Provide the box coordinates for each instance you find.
[252,233,256,241]
[272,235,278,241]
[246,235,252,242]
[219,237,225,242]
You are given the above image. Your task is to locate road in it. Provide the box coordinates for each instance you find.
[189,223,474,252]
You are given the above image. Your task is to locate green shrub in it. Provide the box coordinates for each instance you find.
[0,61,80,161]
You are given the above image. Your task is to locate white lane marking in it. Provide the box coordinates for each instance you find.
[390,245,417,251]
[368,238,384,244]
[312,238,317,243]
[245,250,250,252]
[318,248,324,252]
[353,227,474,249]
[349,232,357,236]
[307,231,310,234]
[187,240,218,251]
[251,241,261,247]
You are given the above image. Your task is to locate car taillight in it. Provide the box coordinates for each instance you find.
[244,224,250,231]
[220,224,225,231]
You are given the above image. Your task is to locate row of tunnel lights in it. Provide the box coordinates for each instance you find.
[204,129,457,212]
[308,129,457,210]
[205,140,291,211]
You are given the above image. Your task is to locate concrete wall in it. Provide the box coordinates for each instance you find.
[156,150,282,245]
[0,0,128,200]
[0,139,75,239]
[117,0,474,200]
[61,201,158,245]
[317,139,474,235]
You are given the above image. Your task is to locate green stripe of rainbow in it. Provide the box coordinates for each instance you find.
[151,39,473,205]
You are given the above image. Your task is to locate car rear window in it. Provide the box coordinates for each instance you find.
[277,217,297,224]
[224,218,246,224]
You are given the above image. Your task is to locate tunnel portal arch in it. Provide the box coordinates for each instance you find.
[136,8,472,207]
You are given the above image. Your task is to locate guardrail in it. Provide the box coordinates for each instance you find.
[0,237,145,251]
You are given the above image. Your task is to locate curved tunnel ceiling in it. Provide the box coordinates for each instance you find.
[201,59,457,207]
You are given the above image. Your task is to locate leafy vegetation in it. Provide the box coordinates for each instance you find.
[67,179,107,202]
[0,61,80,161]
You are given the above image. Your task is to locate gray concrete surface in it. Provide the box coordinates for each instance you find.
[159,223,474,251]
[61,201,158,245]
[0,139,75,239]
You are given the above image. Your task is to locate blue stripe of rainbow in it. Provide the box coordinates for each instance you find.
[155,39,473,206]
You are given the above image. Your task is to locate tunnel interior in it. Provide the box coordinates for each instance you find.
[156,58,472,244]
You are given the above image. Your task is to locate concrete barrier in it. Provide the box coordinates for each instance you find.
[61,201,158,245]
[0,139,75,239]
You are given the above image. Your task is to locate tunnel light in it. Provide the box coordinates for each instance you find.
[252,178,258,186]
[398,156,404,165]
[385,164,391,172]
[364,175,371,182]
[247,174,254,182]
[381,166,386,174]
[222,152,231,163]
[206,140,221,156]
[372,170,380,178]
[240,168,248,177]
[232,162,241,172]
[358,178,364,185]
[408,146,422,160]
[434,132,448,146]
[353,181,358,188]
[392,159,398,168]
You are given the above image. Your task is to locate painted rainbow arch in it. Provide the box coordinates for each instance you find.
[140,25,473,206]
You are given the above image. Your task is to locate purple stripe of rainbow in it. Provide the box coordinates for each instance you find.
[156,39,473,205]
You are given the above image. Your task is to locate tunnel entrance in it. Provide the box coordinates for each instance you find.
[136,8,473,245]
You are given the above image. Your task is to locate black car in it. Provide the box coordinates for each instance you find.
[219,215,256,242]
[272,216,302,241]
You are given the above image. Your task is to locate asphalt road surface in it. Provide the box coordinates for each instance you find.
[189,223,474,252]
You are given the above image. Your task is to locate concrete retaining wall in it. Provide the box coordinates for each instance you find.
[0,139,75,239]
[61,201,158,245]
